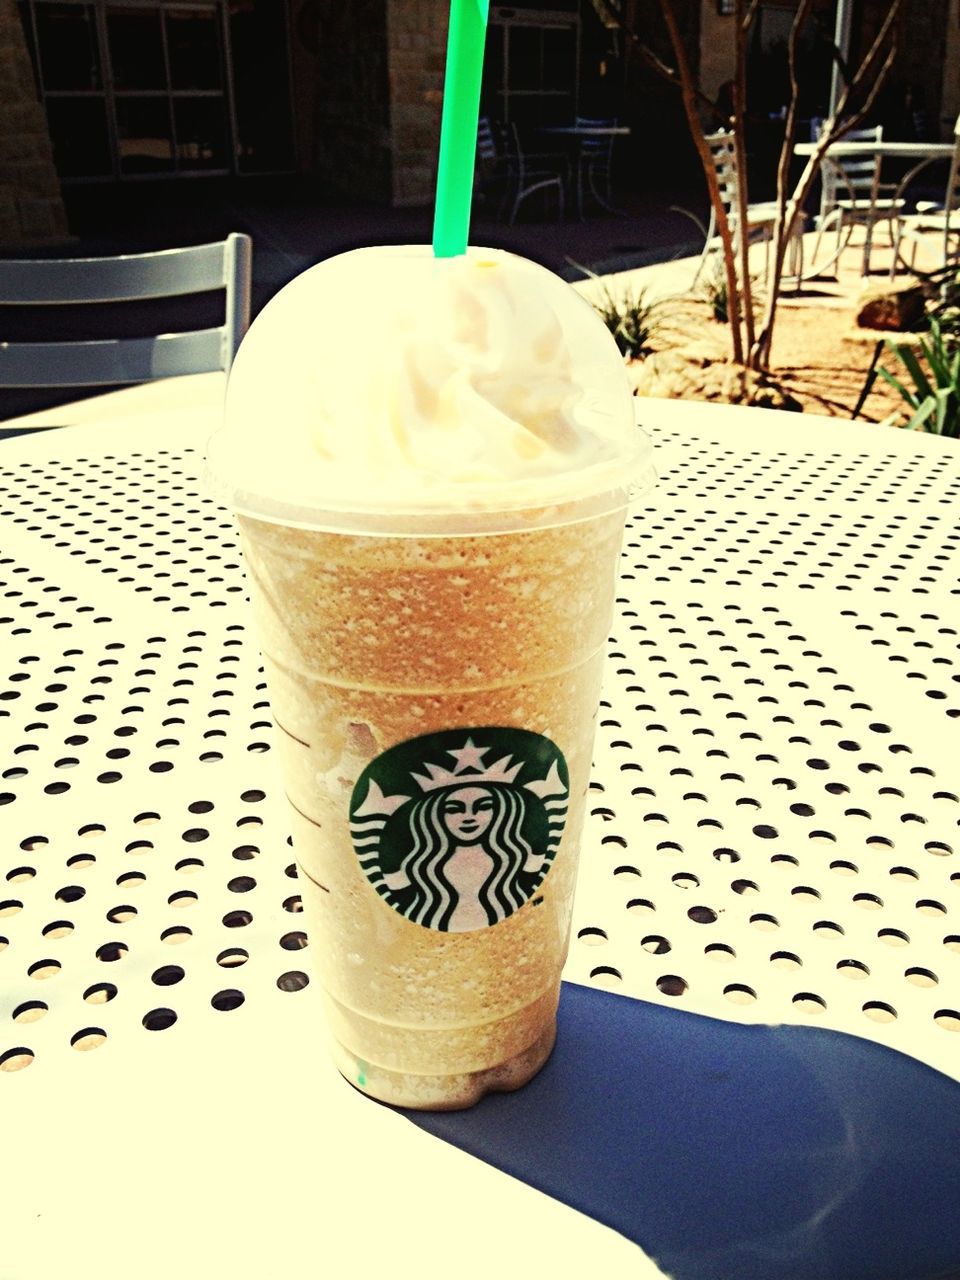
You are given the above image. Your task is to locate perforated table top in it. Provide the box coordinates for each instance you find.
[1,397,958,1277]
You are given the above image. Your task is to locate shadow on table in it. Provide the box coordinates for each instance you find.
[405,983,960,1280]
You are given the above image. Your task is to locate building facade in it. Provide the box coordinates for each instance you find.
[2,0,958,245]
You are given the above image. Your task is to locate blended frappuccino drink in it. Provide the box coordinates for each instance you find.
[207,246,653,1108]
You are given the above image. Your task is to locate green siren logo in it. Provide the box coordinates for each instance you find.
[349,728,569,932]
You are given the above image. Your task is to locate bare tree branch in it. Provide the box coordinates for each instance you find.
[733,0,754,355]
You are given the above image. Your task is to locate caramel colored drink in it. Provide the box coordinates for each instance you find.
[208,247,653,1108]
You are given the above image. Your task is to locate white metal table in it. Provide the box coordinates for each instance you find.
[794,139,957,275]
[2,387,958,1276]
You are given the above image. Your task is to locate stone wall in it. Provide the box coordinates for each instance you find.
[385,0,447,207]
[0,0,68,248]
[310,0,393,202]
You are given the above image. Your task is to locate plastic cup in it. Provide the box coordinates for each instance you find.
[206,246,654,1109]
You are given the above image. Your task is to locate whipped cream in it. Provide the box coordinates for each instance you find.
[210,246,652,527]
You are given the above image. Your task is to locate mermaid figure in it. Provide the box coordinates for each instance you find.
[382,782,546,932]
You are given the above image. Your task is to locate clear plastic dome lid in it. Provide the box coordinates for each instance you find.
[206,246,654,533]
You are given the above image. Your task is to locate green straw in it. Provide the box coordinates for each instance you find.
[432,0,490,258]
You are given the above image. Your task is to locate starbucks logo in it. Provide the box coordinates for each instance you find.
[349,728,569,933]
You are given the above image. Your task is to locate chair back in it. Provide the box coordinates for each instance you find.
[704,130,742,223]
[476,116,500,164]
[0,233,252,389]
[574,115,617,160]
[816,122,883,209]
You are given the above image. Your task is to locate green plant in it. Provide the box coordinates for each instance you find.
[572,262,661,360]
[698,254,729,324]
[878,317,960,436]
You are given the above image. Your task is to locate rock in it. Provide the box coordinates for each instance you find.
[627,351,803,413]
[856,284,925,332]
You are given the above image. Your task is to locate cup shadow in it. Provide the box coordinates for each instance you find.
[404,981,960,1280]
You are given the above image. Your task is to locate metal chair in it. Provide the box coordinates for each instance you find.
[573,115,618,216]
[499,122,565,225]
[0,233,252,389]
[691,130,805,288]
[899,117,960,274]
[813,122,904,276]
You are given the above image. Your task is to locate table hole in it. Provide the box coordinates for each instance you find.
[211,988,246,1011]
[106,904,138,924]
[944,935,960,954]
[0,1048,34,1072]
[13,1000,48,1024]
[656,974,688,997]
[837,959,870,979]
[124,841,153,855]
[656,841,683,855]
[793,992,826,1015]
[71,1028,106,1052]
[181,828,209,844]
[830,861,859,876]
[889,866,919,882]
[641,934,671,955]
[279,933,309,954]
[577,926,608,945]
[28,959,61,979]
[142,1008,177,1031]
[277,970,310,992]
[223,910,253,928]
[732,879,759,896]
[905,967,938,988]
[687,905,717,924]
[854,893,884,911]
[168,891,198,909]
[878,928,910,947]
[612,865,641,879]
[863,1001,898,1024]
[925,842,953,856]
[705,943,736,962]
[672,872,700,889]
[713,848,741,863]
[42,920,74,939]
[285,864,298,879]
[792,885,822,902]
[0,935,8,952]
[160,925,192,944]
[812,920,844,937]
[7,866,36,883]
[724,984,756,1006]
[96,942,128,962]
[770,951,802,971]
[241,789,266,803]
[934,1010,960,1032]
[217,947,249,968]
[188,800,215,815]
[151,965,185,987]
[750,913,779,932]
[134,812,161,826]
[0,899,24,917]
[21,835,49,851]
[282,895,303,914]
[237,815,264,829]
[232,845,259,861]
[228,876,256,894]
[83,982,117,1004]
[917,899,947,917]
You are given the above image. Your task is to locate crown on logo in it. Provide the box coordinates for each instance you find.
[411,738,523,793]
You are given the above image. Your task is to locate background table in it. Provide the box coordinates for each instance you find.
[2,386,959,1276]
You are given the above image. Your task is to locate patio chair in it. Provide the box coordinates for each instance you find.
[475,118,565,224]
[691,130,805,289]
[0,233,252,389]
[899,117,960,274]
[813,122,904,276]
[573,115,618,215]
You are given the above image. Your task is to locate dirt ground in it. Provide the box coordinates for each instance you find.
[630,292,910,424]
